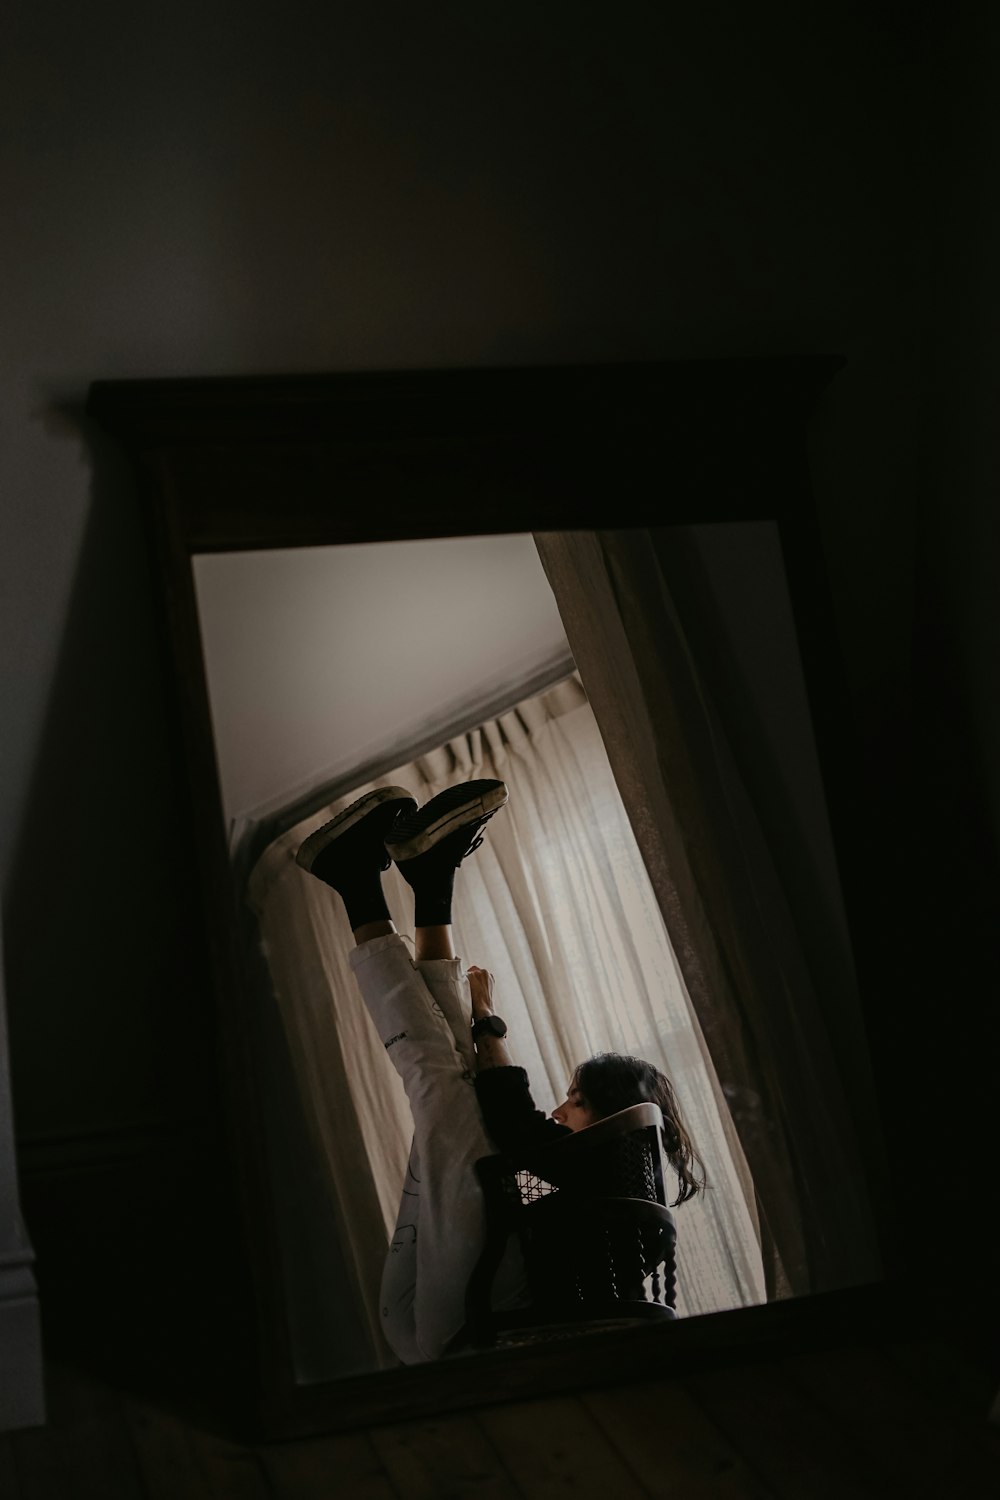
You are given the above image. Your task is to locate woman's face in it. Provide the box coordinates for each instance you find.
[551,1074,598,1132]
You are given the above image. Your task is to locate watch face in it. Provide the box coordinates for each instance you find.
[474,1015,507,1039]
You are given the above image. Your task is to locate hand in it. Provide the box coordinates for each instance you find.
[466,965,495,1019]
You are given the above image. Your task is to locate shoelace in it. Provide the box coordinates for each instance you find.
[458,832,485,864]
[457,805,502,863]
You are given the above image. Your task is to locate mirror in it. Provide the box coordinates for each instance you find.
[88,358,891,1434]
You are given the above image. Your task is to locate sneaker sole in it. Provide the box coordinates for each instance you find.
[385,780,508,862]
[295,785,416,872]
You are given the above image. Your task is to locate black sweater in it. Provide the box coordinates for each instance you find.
[474,1065,571,1163]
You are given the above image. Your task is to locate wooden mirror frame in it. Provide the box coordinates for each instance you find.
[87,358,909,1439]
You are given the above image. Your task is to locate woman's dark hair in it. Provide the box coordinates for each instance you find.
[574,1053,707,1206]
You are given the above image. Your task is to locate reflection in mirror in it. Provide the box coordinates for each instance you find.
[192,527,878,1383]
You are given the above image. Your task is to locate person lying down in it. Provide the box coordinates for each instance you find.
[296,778,705,1364]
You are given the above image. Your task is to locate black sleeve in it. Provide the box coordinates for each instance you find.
[474,1065,571,1160]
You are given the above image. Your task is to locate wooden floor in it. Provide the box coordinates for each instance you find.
[4,1338,999,1499]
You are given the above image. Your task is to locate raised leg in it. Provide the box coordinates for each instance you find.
[350,932,497,1360]
[395,780,509,1074]
[298,779,520,1362]
[378,1138,423,1365]
[415,953,476,1073]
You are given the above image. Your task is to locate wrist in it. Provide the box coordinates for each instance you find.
[471,1014,508,1041]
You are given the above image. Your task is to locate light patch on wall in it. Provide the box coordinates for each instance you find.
[193,532,572,824]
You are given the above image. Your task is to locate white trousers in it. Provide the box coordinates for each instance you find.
[349,933,524,1363]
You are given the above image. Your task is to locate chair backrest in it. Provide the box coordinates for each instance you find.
[466,1103,678,1348]
[505,1100,670,1201]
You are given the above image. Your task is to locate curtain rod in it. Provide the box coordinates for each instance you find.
[230,649,578,887]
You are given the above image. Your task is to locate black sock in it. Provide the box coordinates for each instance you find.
[409,867,456,928]
[325,867,391,931]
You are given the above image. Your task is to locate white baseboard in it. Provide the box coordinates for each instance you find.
[0,1256,45,1431]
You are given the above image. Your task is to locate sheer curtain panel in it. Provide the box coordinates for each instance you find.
[533,529,882,1299]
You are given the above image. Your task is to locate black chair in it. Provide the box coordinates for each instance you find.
[465,1102,678,1350]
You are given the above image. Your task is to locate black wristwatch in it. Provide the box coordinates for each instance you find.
[471,1014,508,1041]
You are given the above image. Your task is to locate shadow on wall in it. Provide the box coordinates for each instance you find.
[2,405,254,1427]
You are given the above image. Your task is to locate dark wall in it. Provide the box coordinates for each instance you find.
[1,0,930,1139]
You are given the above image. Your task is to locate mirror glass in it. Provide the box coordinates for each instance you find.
[191,527,880,1383]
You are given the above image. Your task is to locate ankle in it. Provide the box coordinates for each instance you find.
[414,924,455,961]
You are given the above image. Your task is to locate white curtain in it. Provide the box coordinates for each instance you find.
[247,674,766,1346]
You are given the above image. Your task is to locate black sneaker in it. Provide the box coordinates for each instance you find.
[384,779,508,870]
[296,786,417,886]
